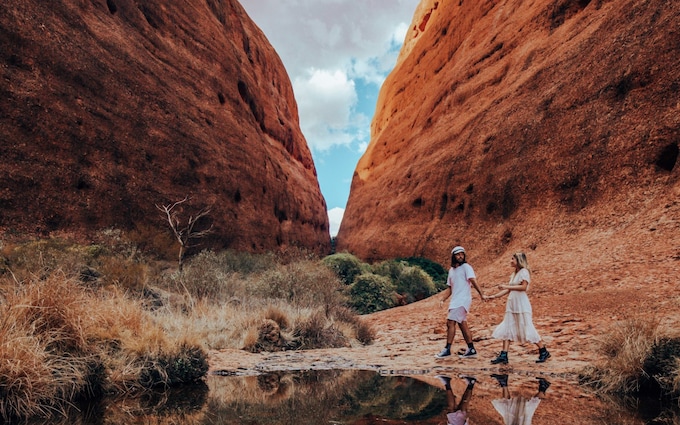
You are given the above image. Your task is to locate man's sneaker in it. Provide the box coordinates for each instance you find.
[436,375,452,387]
[435,348,451,358]
[536,349,551,363]
[459,375,477,386]
[458,347,477,359]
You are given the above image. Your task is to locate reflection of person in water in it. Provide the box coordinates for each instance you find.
[490,374,550,425]
[436,374,477,425]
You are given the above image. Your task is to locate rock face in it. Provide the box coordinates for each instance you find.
[337,0,680,267]
[0,0,330,254]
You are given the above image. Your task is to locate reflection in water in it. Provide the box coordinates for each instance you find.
[205,369,446,424]
[489,374,549,425]
[437,374,477,425]
[21,382,210,425]
[19,369,679,424]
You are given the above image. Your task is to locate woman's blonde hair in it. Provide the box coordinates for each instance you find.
[513,252,531,273]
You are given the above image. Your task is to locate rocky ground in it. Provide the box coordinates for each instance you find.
[209,201,680,423]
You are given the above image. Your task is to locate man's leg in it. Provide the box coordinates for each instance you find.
[459,320,472,345]
[435,319,457,358]
[457,320,478,358]
[447,319,457,345]
[456,376,476,412]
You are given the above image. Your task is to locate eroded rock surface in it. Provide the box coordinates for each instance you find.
[0,0,330,254]
[337,0,680,267]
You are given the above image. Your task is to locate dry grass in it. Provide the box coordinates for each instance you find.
[0,272,207,421]
[0,235,374,421]
[151,250,373,352]
[580,317,660,395]
[674,358,680,396]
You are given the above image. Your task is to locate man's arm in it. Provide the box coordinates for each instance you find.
[469,277,485,299]
[439,286,452,305]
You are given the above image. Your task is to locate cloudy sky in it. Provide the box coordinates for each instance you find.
[239,0,420,236]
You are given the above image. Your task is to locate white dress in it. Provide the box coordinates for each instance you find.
[491,268,541,344]
[492,397,541,425]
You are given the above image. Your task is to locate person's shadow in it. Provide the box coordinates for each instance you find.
[490,374,550,425]
[437,374,477,425]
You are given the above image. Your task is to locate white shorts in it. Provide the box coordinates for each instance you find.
[447,410,468,425]
[447,307,468,323]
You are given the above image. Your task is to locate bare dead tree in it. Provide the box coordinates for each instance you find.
[156,196,212,271]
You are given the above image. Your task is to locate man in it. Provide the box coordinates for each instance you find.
[437,374,477,425]
[435,246,485,359]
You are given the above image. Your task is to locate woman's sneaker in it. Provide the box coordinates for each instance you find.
[435,348,451,358]
[458,347,478,358]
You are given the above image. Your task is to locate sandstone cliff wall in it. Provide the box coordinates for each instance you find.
[0,0,330,254]
[338,0,680,268]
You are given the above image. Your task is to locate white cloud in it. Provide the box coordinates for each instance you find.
[327,207,345,237]
[293,68,357,152]
[239,0,420,206]
[240,0,419,134]
[241,0,418,76]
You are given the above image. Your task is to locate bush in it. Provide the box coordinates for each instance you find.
[216,249,277,275]
[349,273,396,314]
[395,266,437,304]
[165,250,238,300]
[372,259,406,282]
[249,260,347,309]
[322,253,367,285]
[139,344,209,387]
[293,310,348,349]
[396,257,447,290]
[373,261,437,304]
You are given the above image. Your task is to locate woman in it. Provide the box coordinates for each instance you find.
[485,252,550,364]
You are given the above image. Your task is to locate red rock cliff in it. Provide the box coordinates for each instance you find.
[337,0,680,267]
[0,0,330,254]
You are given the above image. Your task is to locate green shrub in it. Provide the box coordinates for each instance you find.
[395,266,436,304]
[396,257,447,290]
[372,259,406,282]
[373,260,437,304]
[349,273,396,314]
[322,253,367,285]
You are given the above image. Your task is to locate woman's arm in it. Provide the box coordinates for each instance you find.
[485,288,510,300]
[498,279,529,291]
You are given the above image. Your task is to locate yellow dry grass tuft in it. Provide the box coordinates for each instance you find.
[0,271,208,421]
[580,316,660,395]
[0,236,373,421]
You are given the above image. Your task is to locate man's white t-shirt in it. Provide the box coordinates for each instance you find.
[447,263,476,312]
